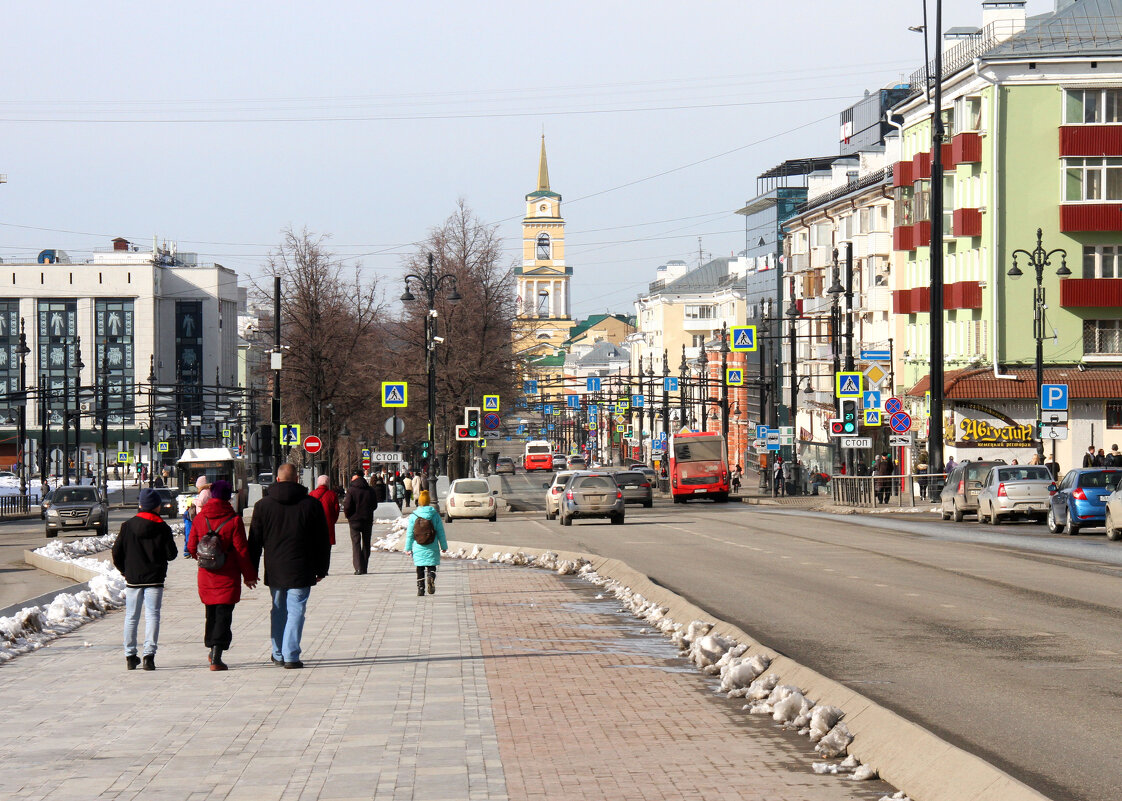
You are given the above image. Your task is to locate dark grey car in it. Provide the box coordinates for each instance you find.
[613,470,653,508]
[939,460,1006,522]
[559,472,624,526]
[44,486,109,538]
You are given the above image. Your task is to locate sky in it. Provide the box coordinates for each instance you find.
[1,1,1053,318]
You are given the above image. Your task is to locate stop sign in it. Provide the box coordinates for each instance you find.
[303,435,322,454]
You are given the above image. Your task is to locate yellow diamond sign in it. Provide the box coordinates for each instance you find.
[863,362,888,388]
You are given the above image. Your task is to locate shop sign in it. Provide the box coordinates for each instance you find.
[955,403,1034,448]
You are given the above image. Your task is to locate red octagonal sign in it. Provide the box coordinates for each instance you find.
[303,435,323,454]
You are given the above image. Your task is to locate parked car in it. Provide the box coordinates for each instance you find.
[551,454,568,470]
[543,471,577,520]
[975,465,1054,524]
[1047,467,1122,535]
[566,455,588,470]
[1101,476,1122,541]
[613,470,654,508]
[559,472,624,526]
[153,488,180,518]
[939,460,1006,522]
[44,485,109,538]
[444,478,497,523]
[495,457,516,475]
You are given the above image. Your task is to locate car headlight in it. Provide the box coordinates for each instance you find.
[46,508,59,518]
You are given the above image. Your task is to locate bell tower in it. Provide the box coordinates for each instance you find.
[515,137,574,350]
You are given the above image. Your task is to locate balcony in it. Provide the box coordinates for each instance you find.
[913,220,932,248]
[893,225,914,251]
[941,142,955,170]
[1060,126,1122,157]
[867,230,893,255]
[912,151,932,181]
[892,281,982,314]
[1060,278,1122,308]
[952,207,982,237]
[951,132,982,164]
[1060,204,1122,232]
[893,160,914,187]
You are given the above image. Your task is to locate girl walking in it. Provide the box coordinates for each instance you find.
[405,490,447,596]
[187,480,258,670]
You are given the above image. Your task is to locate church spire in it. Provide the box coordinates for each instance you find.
[537,134,550,192]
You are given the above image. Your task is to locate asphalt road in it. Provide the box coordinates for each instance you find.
[457,472,1122,801]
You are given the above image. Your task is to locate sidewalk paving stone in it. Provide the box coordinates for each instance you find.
[0,544,896,800]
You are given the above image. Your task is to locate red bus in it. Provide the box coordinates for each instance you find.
[669,431,730,503]
[524,440,554,471]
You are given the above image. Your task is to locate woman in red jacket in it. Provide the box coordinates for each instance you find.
[187,479,258,670]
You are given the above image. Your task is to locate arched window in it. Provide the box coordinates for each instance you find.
[536,232,551,260]
[536,290,550,317]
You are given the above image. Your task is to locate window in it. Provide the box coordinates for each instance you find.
[692,334,706,348]
[1082,245,1122,278]
[536,232,551,260]
[536,291,550,316]
[894,187,914,227]
[943,175,954,234]
[0,301,19,420]
[1065,158,1122,201]
[1084,319,1122,355]
[1108,401,1122,429]
[684,305,715,320]
[38,299,78,426]
[913,180,931,223]
[1065,88,1122,124]
[95,299,135,424]
[954,96,983,132]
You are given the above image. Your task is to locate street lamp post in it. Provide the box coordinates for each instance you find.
[678,344,688,430]
[401,252,461,505]
[646,355,655,467]
[17,319,29,498]
[785,287,800,463]
[1008,228,1069,460]
[73,336,83,483]
[719,322,730,443]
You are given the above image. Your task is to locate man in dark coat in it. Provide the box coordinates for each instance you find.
[112,489,178,671]
[341,474,377,575]
[372,475,388,505]
[248,463,331,669]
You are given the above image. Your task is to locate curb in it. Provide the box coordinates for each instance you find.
[418,537,1051,801]
[23,549,104,583]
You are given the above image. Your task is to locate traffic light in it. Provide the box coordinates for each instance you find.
[421,440,431,460]
[466,406,481,438]
[829,419,846,436]
[456,426,471,441]
[840,399,858,434]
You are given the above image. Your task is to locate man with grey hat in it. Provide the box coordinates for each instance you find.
[112,488,178,671]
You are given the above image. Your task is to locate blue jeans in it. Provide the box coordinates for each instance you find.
[270,587,310,662]
[123,586,164,657]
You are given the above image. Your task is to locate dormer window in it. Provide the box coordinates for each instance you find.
[537,233,551,260]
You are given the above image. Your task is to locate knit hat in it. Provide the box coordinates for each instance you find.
[316,475,329,488]
[138,488,161,512]
[210,479,233,502]
[417,489,431,507]
[195,475,210,490]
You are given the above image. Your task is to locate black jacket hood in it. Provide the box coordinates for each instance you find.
[349,477,370,489]
[268,481,309,505]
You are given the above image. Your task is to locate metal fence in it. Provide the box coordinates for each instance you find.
[830,473,948,509]
[0,494,37,518]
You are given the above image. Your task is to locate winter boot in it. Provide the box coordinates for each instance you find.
[142,654,156,671]
[126,655,140,670]
[417,578,426,596]
[426,571,435,595]
[210,647,228,671]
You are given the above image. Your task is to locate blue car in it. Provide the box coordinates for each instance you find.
[1047,468,1122,535]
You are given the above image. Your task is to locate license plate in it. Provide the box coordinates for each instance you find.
[64,519,85,525]
[465,501,480,507]
[588,495,605,503]
[694,489,706,493]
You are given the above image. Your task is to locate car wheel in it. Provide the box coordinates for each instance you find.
[940,503,950,521]
[952,503,964,523]
[643,500,653,509]
[45,528,56,538]
[545,510,554,520]
[610,513,624,525]
[715,493,729,503]
[1046,507,1062,534]
[97,523,108,537]
[1064,514,1080,536]
[989,507,1001,526]
[443,513,452,524]
[488,513,497,523]
[561,514,572,527]
[1107,510,1122,541]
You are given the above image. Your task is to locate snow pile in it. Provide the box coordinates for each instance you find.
[372,515,409,550]
[1,536,127,663]
[368,538,896,794]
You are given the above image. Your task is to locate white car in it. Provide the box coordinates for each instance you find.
[443,478,497,523]
[544,470,576,520]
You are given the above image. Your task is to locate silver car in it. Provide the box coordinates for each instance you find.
[975,465,1054,525]
[1101,476,1122,541]
[544,470,576,520]
[940,460,1006,522]
[559,472,624,526]
[44,485,109,538]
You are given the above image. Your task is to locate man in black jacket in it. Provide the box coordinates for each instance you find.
[342,473,377,575]
[111,488,178,671]
[248,463,331,669]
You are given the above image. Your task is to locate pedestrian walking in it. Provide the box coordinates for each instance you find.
[731,464,742,494]
[393,472,406,511]
[402,473,413,508]
[772,456,786,497]
[406,490,447,596]
[1083,445,1096,467]
[247,463,331,669]
[111,488,178,671]
[373,474,388,505]
[916,454,929,499]
[342,473,377,575]
[310,475,340,547]
[187,480,257,671]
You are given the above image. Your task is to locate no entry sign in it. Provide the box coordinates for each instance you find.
[303,435,323,454]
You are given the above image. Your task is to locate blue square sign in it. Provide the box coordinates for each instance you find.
[1041,383,1068,411]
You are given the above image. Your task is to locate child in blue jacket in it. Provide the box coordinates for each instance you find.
[405,490,447,596]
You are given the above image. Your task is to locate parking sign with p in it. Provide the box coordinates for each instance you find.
[1041,384,1068,411]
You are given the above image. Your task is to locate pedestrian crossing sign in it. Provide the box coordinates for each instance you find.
[729,325,757,352]
[483,395,500,412]
[117,451,131,464]
[864,410,882,426]
[221,428,231,439]
[726,367,744,386]
[157,441,169,453]
[381,382,407,408]
[279,423,301,446]
[835,371,862,398]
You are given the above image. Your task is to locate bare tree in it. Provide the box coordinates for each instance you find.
[394,200,521,477]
